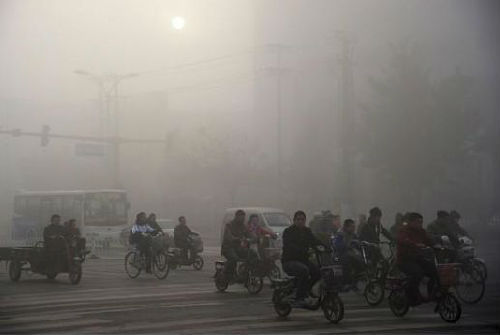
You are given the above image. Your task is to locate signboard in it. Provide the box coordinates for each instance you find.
[75,143,108,157]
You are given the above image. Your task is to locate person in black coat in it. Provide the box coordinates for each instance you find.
[281,210,323,307]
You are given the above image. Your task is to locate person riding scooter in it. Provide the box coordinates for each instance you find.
[221,210,258,280]
[174,216,198,262]
[281,210,324,307]
[332,219,365,286]
[397,212,440,306]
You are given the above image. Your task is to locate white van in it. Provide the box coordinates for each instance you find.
[220,207,291,249]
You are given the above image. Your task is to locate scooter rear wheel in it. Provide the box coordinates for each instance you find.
[388,289,409,318]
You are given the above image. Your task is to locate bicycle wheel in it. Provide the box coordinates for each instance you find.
[365,279,385,306]
[192,255,204,271]
[437,293,462,323]
[214,270,229,292]
[471,259,487,280]
[152,250,170,280]
[124,250,142,279]
[456,265,485,304]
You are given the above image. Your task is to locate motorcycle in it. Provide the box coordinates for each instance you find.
[387,246,462,323]
[214,238,264,294]
[253,234,281,282]
[167,233,204,271]
[271,247,344,324]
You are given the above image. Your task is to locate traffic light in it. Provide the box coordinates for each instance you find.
[41,125,50,146]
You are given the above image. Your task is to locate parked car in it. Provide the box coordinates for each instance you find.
[120,218,176,246]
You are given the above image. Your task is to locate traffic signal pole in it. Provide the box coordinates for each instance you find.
[0,127,166,188]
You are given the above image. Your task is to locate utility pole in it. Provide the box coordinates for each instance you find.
[336,31,355,218]
[261,44,291,201]
[75,70,138,188]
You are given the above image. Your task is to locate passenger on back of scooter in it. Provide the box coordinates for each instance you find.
[247,214,277,257]
[146,213,163,235]
[281,210,324,307]
[63,219,87,257]
[333,219,365,286]
[397,212,439,306]
[221,210,258,279]
[449,210,470,240]
[130,212,155,273]
[174,216,195,261]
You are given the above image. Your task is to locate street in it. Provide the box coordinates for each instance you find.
[0,247,499,334]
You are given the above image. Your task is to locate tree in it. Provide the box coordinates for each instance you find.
[360,43,478,209]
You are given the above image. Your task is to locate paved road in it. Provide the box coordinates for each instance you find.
[0,248,499,334]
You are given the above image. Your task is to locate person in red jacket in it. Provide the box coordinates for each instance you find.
[396,212,439,305]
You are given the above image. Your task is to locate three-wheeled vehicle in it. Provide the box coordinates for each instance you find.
[0,236,87,285]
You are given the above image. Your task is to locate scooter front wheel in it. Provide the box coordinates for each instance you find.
[246,272,263,295]
[388,289,409,318]
[273,289,292,317]
[322,293,344,323]
[215,270,229,292]
[437,293,462,323]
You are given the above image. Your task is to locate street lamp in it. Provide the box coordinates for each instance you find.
[74,70,139,188]
[171,16,185,30]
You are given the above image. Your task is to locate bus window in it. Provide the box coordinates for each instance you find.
[14,197,26,215]
[25,197,41,217]
[84,192,128,226]
[62,196,83,221]
[114,200,126,218]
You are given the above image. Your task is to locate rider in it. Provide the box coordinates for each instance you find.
[63,218,86,257]
[397,212,439,306]
[146,213,163,235]
[310,211,338,246]
[333,219,365,285]
[221,210,257,279]
[281,210,323,307]
[174,216,194,261]
[43,214,65,269]
[359,207,393,265]
[44,214,64,241]
[449,210,470,239]
[247,214,276,258]
[427,210,460,248]
[390,212,404,239]
[356,214,367,236]
[130,212,155,273]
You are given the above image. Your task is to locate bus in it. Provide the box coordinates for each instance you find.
[12,190,130,245]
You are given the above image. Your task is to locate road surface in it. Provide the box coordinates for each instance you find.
[0,247,499,334]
